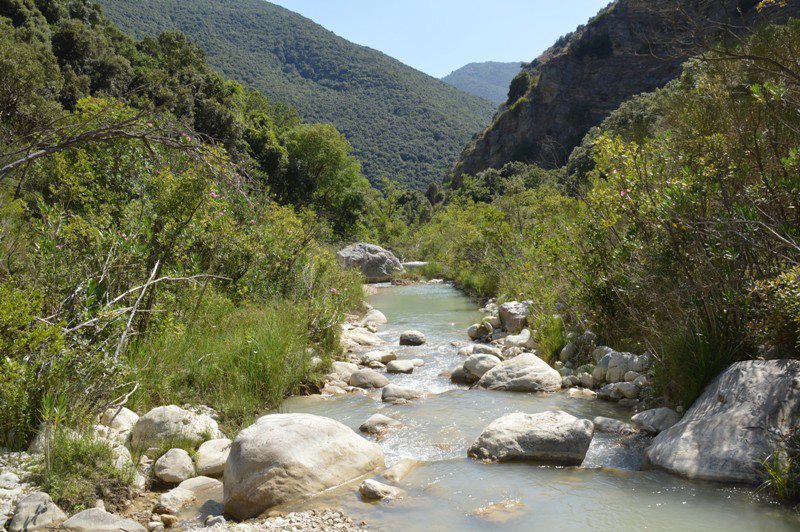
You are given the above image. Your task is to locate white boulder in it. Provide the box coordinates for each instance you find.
[476,353,561,393]
[130,405,220,452]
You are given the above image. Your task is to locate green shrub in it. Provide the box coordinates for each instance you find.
[34,429,134,513]
[129,295,325,431]
[761,429,800,503]
[533,314,567,364]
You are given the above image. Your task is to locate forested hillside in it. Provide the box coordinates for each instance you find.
[442,61,523,104]
[96,0,495,189]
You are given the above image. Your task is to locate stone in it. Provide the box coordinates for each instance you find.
[130,405,219,453]
[361,351,396,365]
[349,368,390,389]
[382,458,420,482]
[160,514,178,527]
[178,476,222,493]
[646,360,800,484]
[558,367,573,377]
[634,375,648,388]
[498,302,529,333]
[593,416,635,434]
[381,384,423,404]
[8,492,66,531]
[336,243,403,282]
[359,414,402,435]
[559,342,579,362]
[386,360,415,374]
[504,329,536,350]
[361,308,388,327]
[624,371,640,382]
[597,383,621,401]
[147,522,164,531]
[61,508,146,531]
[358,479,404,501]
[463,354,502,379]
[476,353,561,393]
[205,515,226,527]
[411,359,425,367]
[367,361,385,369]
[468,411,594,464]
[331,361,359,382]
[467,324,482,341]
[568,387,597,399]
[155,487,195,515]
[195,439,231,478]
[473,344,503,357]
[615,382,640,400]
[632,408,680,435]
[154,448,195,484]
[592,346,614,364]
[98,407,139,441]
[223,414,385,519]
[502,346,524,359]
[450,365,478,385]
[579,372,594,389]
[345,328,384,347]
[399,330,426,346]
[458,345,475,357]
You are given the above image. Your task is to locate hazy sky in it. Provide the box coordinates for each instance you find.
[269,0,611,78]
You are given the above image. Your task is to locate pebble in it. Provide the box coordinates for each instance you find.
[0,451,37,526]
[189,508,359,530]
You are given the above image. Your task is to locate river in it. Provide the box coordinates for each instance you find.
[196,283,800,530]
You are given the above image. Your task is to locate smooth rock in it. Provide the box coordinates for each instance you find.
[349,369,390,389]
[593,416,635,434]
[615,382,640,400]
[458,345,475,357]
[504,329,536,350]
[399,330,426,346]
[381,384,423,404]
[346,328,384,347]
[99,407,139,439]
[361,351,396,365]
[61,508,146,531]
[632,408,680,435]
[450,365,478,385]
[624,371,640,382]
[476,353,561,393]
[646,360,800,483]
[155,487,195,515]
[361,308,388,326]
[382,458,420,482]
[579,372,594,389]
[359,414,402,435]
[8,492,66,531]
[336,243,403,282]
[359,479,404,501]
[331,361,359,382]
[154,448,194,484]
[130,405,220,452]
[473,344,503,357]
[195,439,231,478]
[463,354,502,379]
[178,476,222,493]
[498,302,529,333]
[592,346,614,364]
[468,411,594,464]
[386,360,415,374]
[223,414,385,519]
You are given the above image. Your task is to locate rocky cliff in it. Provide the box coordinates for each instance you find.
[455,0,800,179]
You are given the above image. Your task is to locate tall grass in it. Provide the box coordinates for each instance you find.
[533,314,567,364]
[128,296,324,432]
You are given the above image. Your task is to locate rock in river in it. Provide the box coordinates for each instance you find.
[224,414,385,520]
[468,411,594,464]
[631,408,680,435]
[386,359,415,374]
[399,330,426,346]
[359,414,402,435]
[336,243,403,282]
[349,369,390,389]
[382,384,423,404]
[645,360,800,484]
[476,353,561,393]
[359,479,404,501]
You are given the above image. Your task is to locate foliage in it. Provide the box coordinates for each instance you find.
[442,61,523,105]
[507,70,532,106]
[96,0,495,189]
[761,428,800,503]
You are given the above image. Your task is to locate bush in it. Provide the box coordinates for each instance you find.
[128,294,328,431]
[34,429,134,513]
[761,428,800,503]
[533,314,567,364]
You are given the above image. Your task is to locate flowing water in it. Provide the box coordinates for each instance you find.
[194,283,800,531]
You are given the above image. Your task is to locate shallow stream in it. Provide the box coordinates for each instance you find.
[197,283,800,531]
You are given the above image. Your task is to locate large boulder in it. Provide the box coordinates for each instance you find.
[61,508,146,531]
[8,492,66,531]
[645,360,800,484]
[130,405,220,452]
[223,414,385,519]
[336,243,403,282]
[498,302,530,333]
[468,411,594,464]
[476,353,561,393]
[98,407,139,442]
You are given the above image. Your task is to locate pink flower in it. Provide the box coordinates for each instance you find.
[331,288,340,295]
[147,122,153,128]
[55,244,62,250]
[210,191,219,199]
[250,219,256,224]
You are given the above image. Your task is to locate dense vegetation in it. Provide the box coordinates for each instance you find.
[0,0,418,468]
[95,0,495,189]
[402,19,800,417]
[442,61,523,105]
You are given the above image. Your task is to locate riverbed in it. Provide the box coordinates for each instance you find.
[204,283,800,530]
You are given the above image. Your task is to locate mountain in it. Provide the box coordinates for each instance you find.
[442,61,523,104]
[455,0,800,180]
[95,0,494,189]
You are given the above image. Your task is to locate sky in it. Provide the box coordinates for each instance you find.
[269,0,611,78]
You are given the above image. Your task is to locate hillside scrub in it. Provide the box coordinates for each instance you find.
[0,0,368,453]
[419,20,800,410]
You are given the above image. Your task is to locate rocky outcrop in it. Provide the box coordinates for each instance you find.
[336,243,403,282]
[645,360,800,484]
[455,0,800,178]
[476,352,561,393]
[223,414,385,519]
[468,411,594,464]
